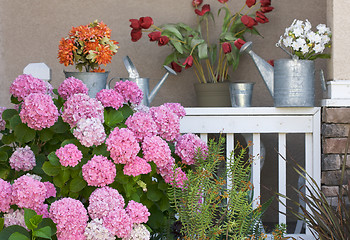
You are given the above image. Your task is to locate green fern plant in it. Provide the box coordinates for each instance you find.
[168,137,270,240]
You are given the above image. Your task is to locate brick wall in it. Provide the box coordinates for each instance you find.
[322,107,350,206]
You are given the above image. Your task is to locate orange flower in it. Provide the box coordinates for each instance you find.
[57,38,77,66]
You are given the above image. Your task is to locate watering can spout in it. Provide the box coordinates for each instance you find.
[240,41,274,98]
[148,65,177,104]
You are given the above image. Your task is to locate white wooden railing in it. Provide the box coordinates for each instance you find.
[180,107,321,239]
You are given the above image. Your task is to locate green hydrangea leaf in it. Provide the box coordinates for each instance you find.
[14,123,36,143]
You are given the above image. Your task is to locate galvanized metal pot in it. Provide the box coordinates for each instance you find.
[64,71,109,98]
[274,59,314,107]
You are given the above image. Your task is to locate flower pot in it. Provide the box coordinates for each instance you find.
[64,71,109,98]
[229,82,254,107]
[194,82,231,107]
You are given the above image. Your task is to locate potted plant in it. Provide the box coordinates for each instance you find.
[58,20,119,97]
[129,0,274,106]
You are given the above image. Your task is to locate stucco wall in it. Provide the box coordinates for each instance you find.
[0,0,327,108]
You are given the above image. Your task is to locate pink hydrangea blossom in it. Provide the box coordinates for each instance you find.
[114,80,143,105]
[36,203,49,218]
[163,102,186,119]
[88,186,125,220]
[11,175,46,210]
[19,93,59,130]
[175,133,208,165]
[58,77,89,100]
[9,74,47,101]
[43,181,56,198]
[103,208,133,238]
[4,209,27,229]
[149,105,180,141]
[142,136,172,168]
[73,117,106,147]
[0,107,7,131]
[106,128,140,164]
[56,144,83,167]
[49,198,88,240]
[125,111,158,142]
[96,89,124,110]
[9,145,36,171]
[0,178,12,213]
[125,224,150,240]
[123,157,152,177]
[82,155,116,187]
[61,93,104,128]
[125,200,150,224]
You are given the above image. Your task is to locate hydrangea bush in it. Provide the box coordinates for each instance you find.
[0,73,208,239]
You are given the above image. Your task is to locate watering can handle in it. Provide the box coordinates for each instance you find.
[320,69,327,92]
[107,77,119,89]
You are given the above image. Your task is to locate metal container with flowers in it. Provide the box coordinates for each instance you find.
[0,73,209,239]
[58,20,120,97]
[129,0,274,106]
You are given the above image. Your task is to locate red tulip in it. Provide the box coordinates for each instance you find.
[183,56,194,69]
[246,0,256,8]
[234,39,246,50]
[260,0,271,7]
[222,42,232,54]
[148,31,161,42]
[139,16,153,29]
[129,19,141,30]
[241,15,257,29]
[261,6,274,13]
[192,0,203,7]
[218,0,228,3]
[195,4,211,16]
[171,61,182,73]
[255,11,269,23]
[158,36,170,46]
[131,29,142,42]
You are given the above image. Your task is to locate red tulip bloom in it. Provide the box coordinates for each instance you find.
[139,16,153,29]
[218,0,228,3]
[131,29,142,42]
[246,0,256,8]
[260,0,271,7]
[192,0,203,7]
[148,31,161,42]
[195,4,211,16]
[183,56,194,69]
[256,11,269,23]
[171,61,182,73]
[158,36,170,46]
[241,15,257,29]
[261,6,274,13]
[129,19,141,30]
[234,39,246,50]
[222,42,232,54]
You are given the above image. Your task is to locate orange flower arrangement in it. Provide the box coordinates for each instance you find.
[58,20,119,72]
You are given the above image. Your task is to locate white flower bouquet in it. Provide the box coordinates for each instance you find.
[278,19,332,60]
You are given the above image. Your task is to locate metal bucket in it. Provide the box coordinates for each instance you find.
[120,77,151,106]
[64,71,109,98]
[274,59,314,107]
[229,82,254,107]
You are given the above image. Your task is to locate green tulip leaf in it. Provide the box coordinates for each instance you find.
[14,123,36,143]
[70,176,86,192]
[42,161,61,177]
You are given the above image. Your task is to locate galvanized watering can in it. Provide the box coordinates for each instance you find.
[112,56,176,106]
[240,41,326,107]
